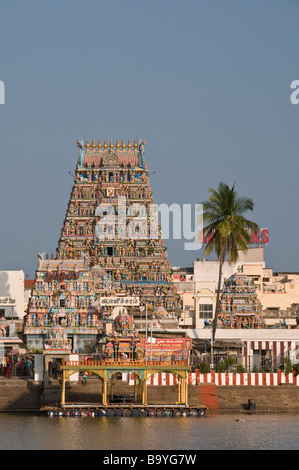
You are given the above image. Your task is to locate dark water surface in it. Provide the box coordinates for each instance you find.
[0,412,298,450]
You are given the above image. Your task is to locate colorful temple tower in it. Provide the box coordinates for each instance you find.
[217,270,265,329]
[24,139,180,354]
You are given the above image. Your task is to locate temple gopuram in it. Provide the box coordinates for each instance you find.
[24,139,181,355]
[217,271,265,329]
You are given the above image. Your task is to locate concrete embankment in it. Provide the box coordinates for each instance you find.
[1,378,299,413]
[199,383,299,412]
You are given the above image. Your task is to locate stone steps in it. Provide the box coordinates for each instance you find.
[0,379,43,412]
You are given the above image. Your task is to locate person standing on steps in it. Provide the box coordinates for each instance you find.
[83,371,88,386]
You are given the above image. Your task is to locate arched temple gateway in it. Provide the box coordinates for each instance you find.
[23,139,181,359]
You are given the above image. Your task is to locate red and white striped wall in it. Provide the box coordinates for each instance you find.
[243,340,299,367]
[195,370,299,386]
[128,370,299,386]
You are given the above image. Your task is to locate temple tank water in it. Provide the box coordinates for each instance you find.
[0,412,298,450]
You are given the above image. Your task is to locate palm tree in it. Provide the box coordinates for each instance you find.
[201,182,259,344]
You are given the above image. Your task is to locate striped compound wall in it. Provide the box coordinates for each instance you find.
[194,370,299,386]
[243,340,299,367]
[128,370,299,386]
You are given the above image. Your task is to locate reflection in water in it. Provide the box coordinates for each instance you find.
[0,413,298,450]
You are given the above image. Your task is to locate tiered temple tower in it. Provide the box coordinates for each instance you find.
[217,270,265,329]
[24,139,180,354]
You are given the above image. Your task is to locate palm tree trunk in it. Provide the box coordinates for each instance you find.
[212,252,224,344]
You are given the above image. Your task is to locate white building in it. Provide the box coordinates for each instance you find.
[0,270,25,320]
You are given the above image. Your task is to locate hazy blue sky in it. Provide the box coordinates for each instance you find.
[0,0,299,277]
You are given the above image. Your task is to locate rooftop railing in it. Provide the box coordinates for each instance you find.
[62,359,189,368]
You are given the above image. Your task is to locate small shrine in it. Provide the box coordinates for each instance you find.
[104,311,143,360]
[217,271,265,329]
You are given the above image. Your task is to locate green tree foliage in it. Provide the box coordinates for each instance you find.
[201,182,259,342]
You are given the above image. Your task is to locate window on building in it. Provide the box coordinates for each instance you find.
[199,304,213,319]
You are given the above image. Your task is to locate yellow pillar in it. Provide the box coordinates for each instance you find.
[180,377,184,403]
[145,378,147,405]
[139,379,143,404]
[178,377,181,402]
[134,375,137,400]
[61,369,66,406]
[181,377,186,404]
[102,372,107,405]
[142,377,147,405]
[185,377,188,406]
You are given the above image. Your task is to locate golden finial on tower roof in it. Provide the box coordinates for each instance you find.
[85,140,90,151]
[91,140,96,150]
[127,139,132,150]
[116,140,120,150]
[97,140,102,151]
[109,140,114,149]
[121,140,126,150]
[103,140,108,150]
[133,140,138,150]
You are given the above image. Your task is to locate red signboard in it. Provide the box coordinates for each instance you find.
[203,228,269,246]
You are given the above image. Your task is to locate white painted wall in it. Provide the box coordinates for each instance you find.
[69,354,79,381]
[0,271,25,319]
